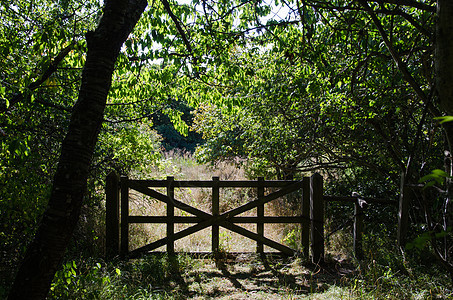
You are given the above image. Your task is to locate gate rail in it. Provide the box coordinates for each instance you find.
[105,172,325,262]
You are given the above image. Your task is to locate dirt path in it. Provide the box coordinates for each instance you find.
[161,254,357,299]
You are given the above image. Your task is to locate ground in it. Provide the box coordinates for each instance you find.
[147,253,358,299]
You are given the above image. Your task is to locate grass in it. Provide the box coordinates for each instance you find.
[48,252,451,299]
[49,254,354,300]
[95,151,452,299]
[4,150,453,299]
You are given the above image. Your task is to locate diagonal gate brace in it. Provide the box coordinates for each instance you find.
[127,181,301,257]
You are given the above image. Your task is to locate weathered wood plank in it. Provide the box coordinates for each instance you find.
[257,177,264,253]
[128,179,298,188]
[128,218,215,257]
[324,195,396,205]
[135,251,292,258]
[128,219,295,257]
[240,220,297,253]
[120,175,129,256]
[129,181,210,218]
[129,180,303,221]
[212,177,220,253]
[222,222,294,255]
[128,216,202,223]
[310,173,324,264]
[353,200,364,259]
[128,216,305,223]
[106,171,120,258]
[166,176,175,254]
[221,181,303,220]
[301,177,310,258]
[126,179,303,257]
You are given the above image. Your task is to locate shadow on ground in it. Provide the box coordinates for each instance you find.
[150,253,357,299]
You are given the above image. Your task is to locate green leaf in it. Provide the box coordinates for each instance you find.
[435,231,449,239]
[419,169,451,187]
[125,39,132,49]
[435,227,452,239]
[405,242,414,250]
[2,85,8,108]
[406,232,431,250]
[164,108,189,137]
[434,116,453,124]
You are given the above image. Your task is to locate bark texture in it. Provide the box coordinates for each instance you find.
[8,0,147,299]
[435,0,453,284]
[436,0,453,154]
[436,0,453,117]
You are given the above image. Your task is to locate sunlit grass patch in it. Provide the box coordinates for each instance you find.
[44,151,453,299]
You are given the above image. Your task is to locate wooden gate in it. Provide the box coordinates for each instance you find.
[105,173,324,261]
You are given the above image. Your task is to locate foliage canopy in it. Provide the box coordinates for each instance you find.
[2,0,453,297]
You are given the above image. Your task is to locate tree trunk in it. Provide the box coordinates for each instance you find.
[436,0,453,116]
[436,0,453,152]
[434,0,453,286]
[436,0,453,226]
[7,0,147,299]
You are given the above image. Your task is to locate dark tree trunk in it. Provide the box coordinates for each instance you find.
[7,0,147,299]
[436,0,453,117]
[436,0,453,152]
[434,0,453,285]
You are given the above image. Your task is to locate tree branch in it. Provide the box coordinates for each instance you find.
[35,98,72,112]
[358,0,440,117]
[160,0,195,63]
[1,43,74,114]
[375,8,432,38]
[304,0,435,13]
[369,0,435,13]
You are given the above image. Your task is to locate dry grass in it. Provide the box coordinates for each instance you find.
[118,151,376,299]
[127,150,305,255]
[50,151,452,300]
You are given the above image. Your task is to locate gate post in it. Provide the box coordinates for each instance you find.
[120,175,129,257]
[106,170,120,258]
[212,177,220,254]
[257,177,265,254]
[310,173,324,263]
[167,176,175,255]
[301,177,310,258]
[353,200,364,259]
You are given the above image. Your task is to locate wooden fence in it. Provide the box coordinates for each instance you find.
[105,172,397,262]
[323,195,397,259]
